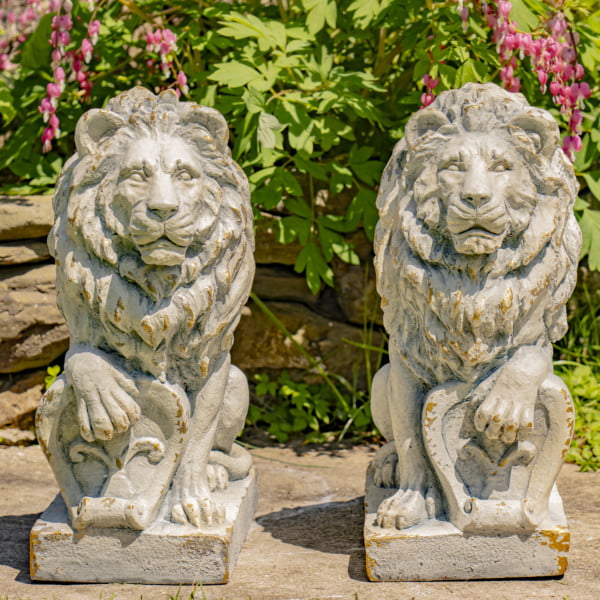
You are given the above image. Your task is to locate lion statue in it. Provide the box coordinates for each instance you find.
[370,83,581,533]
[36,88,255,531]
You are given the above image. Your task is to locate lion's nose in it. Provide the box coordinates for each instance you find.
[461,170,491,208]
[147,193,179,219]
[148,200,178,219]
[462,191,491,208]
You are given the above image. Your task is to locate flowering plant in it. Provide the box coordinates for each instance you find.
[1,0,599,284]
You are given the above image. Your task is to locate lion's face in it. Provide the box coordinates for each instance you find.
[111,135,219,267]
[430,132,535,256]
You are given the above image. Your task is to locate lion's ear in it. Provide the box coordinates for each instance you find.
[509,109,559,161]
[75,109,125,156]
[405,108,449,151]
[181,105,230,154]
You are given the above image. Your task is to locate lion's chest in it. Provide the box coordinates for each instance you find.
[392,261,546,385]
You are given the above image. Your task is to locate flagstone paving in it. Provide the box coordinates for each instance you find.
[1,444,599,600]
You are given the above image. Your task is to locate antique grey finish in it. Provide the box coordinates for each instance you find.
[31,88,256,583]
[366,83,580,580]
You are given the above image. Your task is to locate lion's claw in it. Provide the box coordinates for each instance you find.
[171,495,226,528]
[207,463,228,492]
[377,482,441,530]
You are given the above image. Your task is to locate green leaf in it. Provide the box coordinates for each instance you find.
[209,61,263,88]
[242,86,266,114]
[456,60,482,86]
[303,0,328,34]
[295,240,333,293]
[510,0,539,32]
[0,81,16,123]
[279,215,311,244]
[579,208,600,271]
[19,13,53,70]
[294,154,328,180]
[285,197,311,218]
[346,188,378,238]
[257,111,285,149]
[583,171,600,201]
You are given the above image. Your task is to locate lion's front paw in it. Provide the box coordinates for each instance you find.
[171,493,226,528]
[376,487,436,530]
[474,393,535,445]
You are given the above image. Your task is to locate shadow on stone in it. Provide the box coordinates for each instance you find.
[0,513,39,583]
[257,497,368,581]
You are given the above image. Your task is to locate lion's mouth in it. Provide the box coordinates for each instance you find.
[137,237,187,266]
[454,226,502,239]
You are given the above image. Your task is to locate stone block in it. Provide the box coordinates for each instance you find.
[0,369,45,428]
[31,468,258,584]
[364,471,569,581]
[0,240,50,265]
[0,264,68,373]
[0,196,53,241]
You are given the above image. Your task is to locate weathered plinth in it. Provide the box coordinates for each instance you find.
[30,469,257,584]
[364,478,569,581]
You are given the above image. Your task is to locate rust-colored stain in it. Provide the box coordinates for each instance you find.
[30,530,40,578]
[555,555,568,575]
[499,287,513,315]
[541,528,570,553]
[183,304,194,328]
[530,274,551,297]
[200,358,209,378]
[365,545,378,581]
[423,401,438,427]
[102,497,116,507]
[206,287,215,311]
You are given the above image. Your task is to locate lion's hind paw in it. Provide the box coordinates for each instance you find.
[376,488,429,530]
[370,442,398,488]
[207,463,228,492]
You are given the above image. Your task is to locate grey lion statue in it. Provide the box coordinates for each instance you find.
[371,83,581,534]
[37,88,255,531]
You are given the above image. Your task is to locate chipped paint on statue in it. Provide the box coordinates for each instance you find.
[369,83,580,538]
[36,88,255,534]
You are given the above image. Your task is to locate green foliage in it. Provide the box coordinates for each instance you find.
[2,0,599,288]
[44,365,61,390]
[554,282,600,470]
[247,370,374,443]
[2,1,600,458]
[558,364,600,471]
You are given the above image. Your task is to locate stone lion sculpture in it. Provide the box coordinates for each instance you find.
[36,88,255,532]
[370,83,581,535]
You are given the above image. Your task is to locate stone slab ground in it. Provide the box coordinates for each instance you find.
[1,444,599,600]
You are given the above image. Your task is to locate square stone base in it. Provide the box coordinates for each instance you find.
[30,468,258,584]
[364,481,569,581]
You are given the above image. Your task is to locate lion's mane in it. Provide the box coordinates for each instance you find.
[375,83,581,386]
[49,88,254,392]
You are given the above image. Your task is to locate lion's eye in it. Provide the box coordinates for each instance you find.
[128,171,145,183]
[491,162,512,172]
[443,162,462,172]
[177,170,194,181]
